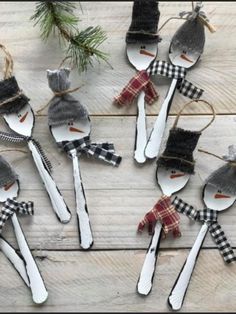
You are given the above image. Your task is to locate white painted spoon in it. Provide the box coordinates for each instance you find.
[3,103,71,223]
[145,4,203,159]
[127,43,158,163]
[50,116,93,250]
[0,180,48,304]
[137,166,190,295]
[168,184,236,311]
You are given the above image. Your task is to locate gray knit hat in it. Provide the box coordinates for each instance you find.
[205,145,236,196]
[47,68,88,127]
[170,5,205,56]
[0,155,18,188]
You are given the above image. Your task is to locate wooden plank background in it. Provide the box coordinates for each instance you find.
[0,1,236,312]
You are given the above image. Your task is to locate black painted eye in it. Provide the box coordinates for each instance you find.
[218,190,222,193]
[171,170,176,174]
[141,45,146,49]
[183,50,187,54]
[18,114,22,118]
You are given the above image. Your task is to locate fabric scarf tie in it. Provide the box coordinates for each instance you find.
[0,198,34,234]
[138,195,181,237]
[172,196,236,264]
[61,135,122,167]
[0,131,52,173]
[114,60,204,106]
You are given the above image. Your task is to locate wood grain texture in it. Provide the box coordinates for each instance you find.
[0,2,235,115]
[0,115,236,250]
[0,249,235,312]
[0,2,236,312]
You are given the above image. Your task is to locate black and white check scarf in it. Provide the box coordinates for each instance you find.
[60,136,122,167]
[0,198,34,234]
[172,196,236,264]
[147,60,204,100]
[0,131,52,173]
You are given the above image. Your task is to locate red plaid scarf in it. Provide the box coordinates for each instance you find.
[114,70,158,106]
[138,195,181,238]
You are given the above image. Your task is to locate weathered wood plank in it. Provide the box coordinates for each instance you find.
[0,249,235,312]
[0,2,235,115]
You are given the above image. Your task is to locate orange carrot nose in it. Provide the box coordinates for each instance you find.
[4,182,14,191]
[140,49,155,58]
[69,126,84,133]
[214,193,231,199]
[19,111,28,123]
[170,173,185,179]
[180,54,193,63]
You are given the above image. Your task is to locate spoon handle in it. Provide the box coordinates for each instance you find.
[134,91,147,164]
[168,223,209,311]
[28,140,71,223]
[11,213,48,304]
[145,78,178,159]
[0,235,30,287]
[71,150,93,250]
[137,222,162,295]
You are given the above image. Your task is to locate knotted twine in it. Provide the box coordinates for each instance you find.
[157,99,215,174]
[173,196,236,264]
[46,68,122,167]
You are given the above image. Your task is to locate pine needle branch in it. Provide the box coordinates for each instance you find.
[31,1,109,72]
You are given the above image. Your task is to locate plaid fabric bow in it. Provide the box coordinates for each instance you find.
[114,60,204,106]
[0,131,52,173]
[61,135,122,167]
[172,196,236,264]
[0,198,34,234]
[138,195,181,237]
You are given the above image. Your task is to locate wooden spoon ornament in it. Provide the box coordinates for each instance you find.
[145,1,215,159]
[0,44,71,224]
[114,0,160,163]
[47,68,122,250]
[137,100,215,296]
[169,145,236,311]
[0,155,48,304]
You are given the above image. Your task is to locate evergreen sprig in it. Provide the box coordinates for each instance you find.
[31,1,108,72]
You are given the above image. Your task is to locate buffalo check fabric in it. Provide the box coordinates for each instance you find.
[0,198,34,234]
[138,195,181,237]
[172,196,236,264]
[114,60,204,106]
[60,136,122,167]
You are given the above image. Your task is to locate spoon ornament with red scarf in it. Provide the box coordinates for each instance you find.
[47,68,122,250]
[114,0,160,163]
[137,100,215,296]
[169,145,236,311]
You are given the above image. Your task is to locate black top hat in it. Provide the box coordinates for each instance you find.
[157,127,201,174]
[0,76,29,114]
[126,0,160,44]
